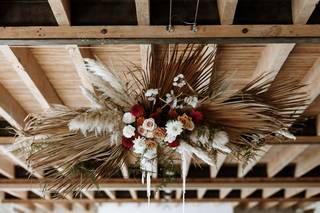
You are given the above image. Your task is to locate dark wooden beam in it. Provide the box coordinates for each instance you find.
[1,25,320,45]
[0,178,319,190]
[2,197,320,204]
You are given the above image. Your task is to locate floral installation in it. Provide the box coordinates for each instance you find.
[12,45,307,206]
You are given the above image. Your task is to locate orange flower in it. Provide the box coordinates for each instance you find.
[136,116,145,126]
[145,139,157,149]
[154,127,166,139]
[178,114,195,131]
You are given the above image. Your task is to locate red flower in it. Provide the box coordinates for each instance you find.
[190,109,203,124]
[121,137,134,149]
[150,111,161,124]
[168,138,180,148]
[131,104,145,117]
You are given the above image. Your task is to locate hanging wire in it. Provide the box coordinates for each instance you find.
[191,0,200,32]
[166,0,174,32]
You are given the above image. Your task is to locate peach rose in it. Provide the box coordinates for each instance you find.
[178,114,195,131]
[145,139,157,149]
[154,127,166,139]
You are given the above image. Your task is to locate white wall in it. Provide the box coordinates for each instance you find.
[98,203,234,213]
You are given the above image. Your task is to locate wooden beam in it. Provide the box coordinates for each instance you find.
[0,147,43,179]
[1,25,320,44]
[238,146,271,177]
[217,0,238,25]
[251,44,295,80]
[65,45,95,92]
[267,145,309,177]
[3,197,320,204]
[292,0,320,24]
[210,153,227,178]
[0,177,319,190]
[241,188,256,198]
[197,189,206,199]
[0,155,15,179]
[285,188,304,198]
[306,188,320,198]
[295,146,320,177]
[304,95,320,116]
[135,0,150,25]
[104,190,116,200]
[262,188,280,198]
[120,164,138,200]
[0,84,27,129]
[0,46,62,109]
[48,0,71,26]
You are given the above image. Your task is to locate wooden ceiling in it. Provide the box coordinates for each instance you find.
[0,0,320,212]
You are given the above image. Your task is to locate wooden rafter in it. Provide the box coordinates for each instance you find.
[0,46,62,109]
[292,0,320,24]
[66,45,95,92]
[0,83,27,129]
[217,0,238,25]
[48,0,71,26]
[135,0,150,25]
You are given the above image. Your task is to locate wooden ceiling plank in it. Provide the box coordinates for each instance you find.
[260,201,279,210]
[48,0,71,26]
[135,0,150,25]
[0,46,62,109]
[0,83,27,129]
[66,45,95,93]
[217,0,238,25]
[292,0,320,24]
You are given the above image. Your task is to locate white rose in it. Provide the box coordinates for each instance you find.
[142,118,157,131]
[122,112,136,124]
[122,125,135,138]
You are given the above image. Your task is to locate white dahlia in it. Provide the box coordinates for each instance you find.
[165,120,184,137]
